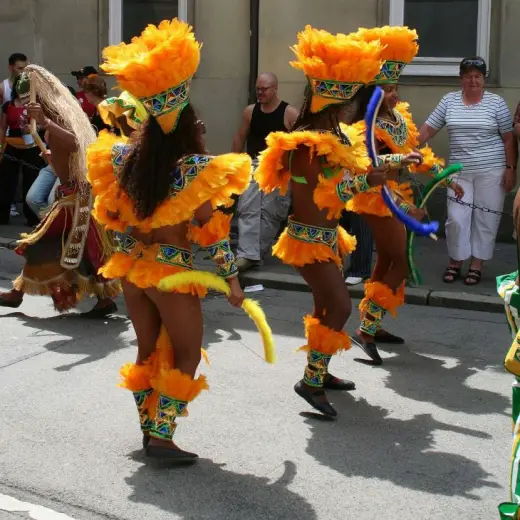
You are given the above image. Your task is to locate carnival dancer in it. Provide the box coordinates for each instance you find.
[497,191,520,518]
[346,26,464,365]
[87,19,257,462]
[0,65,120,316]
[255,26,389,417]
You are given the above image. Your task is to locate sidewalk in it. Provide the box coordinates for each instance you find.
[0,219,516,313]
[227,236,515,314]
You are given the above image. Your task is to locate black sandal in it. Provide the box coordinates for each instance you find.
[443,266,461,284]
[145,444,199,463]
[374,330,405,345]
[464,269,482,286]
[80,302,118,319]
[0,297,22,309]
[322,373,356,391]
[352,334,383,366]
[294,380,337,417]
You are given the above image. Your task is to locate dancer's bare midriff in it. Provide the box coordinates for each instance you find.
[129,221,191,251]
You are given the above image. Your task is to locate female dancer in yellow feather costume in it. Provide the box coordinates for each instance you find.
[346,27,464,364]
[255,26,389,417]
[87,20,254,462]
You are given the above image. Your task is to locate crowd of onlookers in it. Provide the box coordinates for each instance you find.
[1,54,519,287]
[0,54,109,227]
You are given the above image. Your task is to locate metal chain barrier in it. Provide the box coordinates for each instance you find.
[0,152,42,171]
[0,153,514,217]
[406,174,513,218]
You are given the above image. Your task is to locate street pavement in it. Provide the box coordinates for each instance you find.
[0,282,514,520]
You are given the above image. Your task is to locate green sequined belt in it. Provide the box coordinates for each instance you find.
[286,218,338,252]
[114,233,194,269]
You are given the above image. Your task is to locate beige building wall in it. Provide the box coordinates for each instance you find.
[258,0,379,108]
[192,0,250,154]
[0,0,102,88]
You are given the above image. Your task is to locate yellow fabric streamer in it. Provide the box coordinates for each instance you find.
[158,271,276,364]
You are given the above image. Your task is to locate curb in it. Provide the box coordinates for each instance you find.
[1,234,504,314]
[239,269,505,314]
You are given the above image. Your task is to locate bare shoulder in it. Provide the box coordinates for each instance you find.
[286,104,299,116]
[244,104,255,119]
[284,104,299,130]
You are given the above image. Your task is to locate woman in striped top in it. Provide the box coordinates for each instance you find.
[419,57,517,286]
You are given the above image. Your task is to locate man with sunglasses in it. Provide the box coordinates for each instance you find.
[232,72,298,272]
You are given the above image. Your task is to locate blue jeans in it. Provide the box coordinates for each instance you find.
[26,164,59,217]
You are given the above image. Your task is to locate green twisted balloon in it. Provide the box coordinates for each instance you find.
[406,163,464,285]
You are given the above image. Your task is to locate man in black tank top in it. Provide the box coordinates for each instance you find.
[232,72,298,272]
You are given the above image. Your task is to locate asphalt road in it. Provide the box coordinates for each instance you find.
[0,282,513,520]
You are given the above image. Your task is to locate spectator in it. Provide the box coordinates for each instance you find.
[71,66,98,119]
[0,53,27,106]
[232,72,298,272]
[82,75,111,133]
[340,210,373,285]
[514,102,520,140]
[25,157,58,219]
[419,57,517,286]
[25,86,84,218]
[0,75,45,225]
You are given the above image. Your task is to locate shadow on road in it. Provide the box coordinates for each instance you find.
[124,456,317,520]
[372,344,510,416]
[0,311,130,371]
[306,393,498,499]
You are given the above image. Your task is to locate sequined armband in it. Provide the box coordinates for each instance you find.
[399,202,410,214]
[336,174,371,202]
[376,154,405,169]
[205,239,238,278]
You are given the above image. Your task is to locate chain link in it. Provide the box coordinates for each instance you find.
[407,174,513,218]
[0,152,42,172]
[0,153,514,217]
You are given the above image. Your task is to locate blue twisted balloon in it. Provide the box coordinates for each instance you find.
[365,87,440,238]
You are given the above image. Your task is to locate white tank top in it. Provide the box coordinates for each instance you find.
[3,79,12,103]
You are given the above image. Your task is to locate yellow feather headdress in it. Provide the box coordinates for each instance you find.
[290,25,385,113]
[101,18,201,133]
[354,26,419,84]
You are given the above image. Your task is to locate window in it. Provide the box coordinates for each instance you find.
[109,0,188,45]
[389,0,491,76]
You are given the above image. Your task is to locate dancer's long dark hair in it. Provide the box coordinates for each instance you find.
[292,84,376,136]
[119,104,204,220]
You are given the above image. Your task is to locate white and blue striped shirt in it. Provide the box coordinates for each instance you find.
[426,91,512,175]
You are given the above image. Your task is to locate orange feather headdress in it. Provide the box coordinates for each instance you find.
[100,18,201,133]
[353,26,419,84]
[290,25,385,113]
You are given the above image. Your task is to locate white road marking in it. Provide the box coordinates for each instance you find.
[0,493,77,519]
